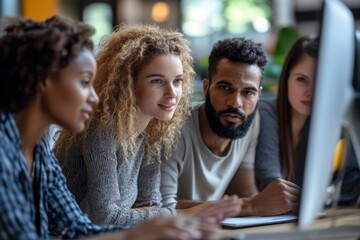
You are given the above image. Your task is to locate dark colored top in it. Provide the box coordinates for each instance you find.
[0,112,123,239]
[255,99,360,203]
[255,99,283,190]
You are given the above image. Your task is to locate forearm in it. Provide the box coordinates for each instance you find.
[91,202,175,225]
[176,200,204,209]
[80,230,131,240]
[238,179,300,216]
[238,197,259,216]
[225,168,259,198]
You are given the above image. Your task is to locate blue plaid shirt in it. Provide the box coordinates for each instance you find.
[0,113,124,239]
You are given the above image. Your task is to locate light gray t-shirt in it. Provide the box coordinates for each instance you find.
[56,118,175,226]
[161,104,260,208]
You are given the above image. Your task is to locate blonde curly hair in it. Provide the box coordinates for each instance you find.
[55,24,194,162]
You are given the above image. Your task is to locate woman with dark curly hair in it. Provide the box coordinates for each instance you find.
[54,24,240,226]
[0,15,215,240]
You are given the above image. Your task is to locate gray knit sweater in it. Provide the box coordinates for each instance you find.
[56,119,175,225]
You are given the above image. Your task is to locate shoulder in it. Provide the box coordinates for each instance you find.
[179,103,202,136]
[0,113,20,163]
[39,138,62,169]
[83,117,117,146]
[258,99,278,123]
[258,99,276,114]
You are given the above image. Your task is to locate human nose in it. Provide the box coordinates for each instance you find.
[305,83,314,98]
[164,82,178,98]
[226,92,243,109]
[89,87,99,106]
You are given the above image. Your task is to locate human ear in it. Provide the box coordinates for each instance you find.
[259,86,263,96]
[203,78,210,97]
[39,77,52,93]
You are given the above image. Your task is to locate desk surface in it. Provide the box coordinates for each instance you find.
[212,207,360,240]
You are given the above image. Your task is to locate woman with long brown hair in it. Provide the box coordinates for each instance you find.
[255,35,319,189]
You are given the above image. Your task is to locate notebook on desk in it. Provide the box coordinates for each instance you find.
[220,214,298,229]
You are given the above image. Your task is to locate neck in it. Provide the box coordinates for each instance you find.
[198,105,231,156]
[15,104,50,166]
[134,112,152,138]
[291,111,307,148]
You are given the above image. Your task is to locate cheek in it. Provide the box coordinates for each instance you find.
[48,91,74,112]
[136,89,155,110]
[288,82,297,99]
[64,88,86,106]
[59,89,88,119]
[244,99,257,114]
[288,88,299,110]
[176,87,183,101]
[209,93,223,111]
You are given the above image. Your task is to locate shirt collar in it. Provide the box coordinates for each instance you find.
[0,112,22,149]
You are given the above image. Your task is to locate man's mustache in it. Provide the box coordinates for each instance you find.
[217,108,246,121]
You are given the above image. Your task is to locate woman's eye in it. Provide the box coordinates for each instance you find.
[174,78,183,85]
[296,77,307,83]
[81,79,90,87]
[151,79,162,84]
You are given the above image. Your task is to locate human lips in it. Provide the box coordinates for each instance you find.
[221,113,242,123]
[301,100,312,107]
[81,108,93,120]
[158,103,176,112]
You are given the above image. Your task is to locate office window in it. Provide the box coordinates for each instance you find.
[181,0,272,101]
[83,3,113,51]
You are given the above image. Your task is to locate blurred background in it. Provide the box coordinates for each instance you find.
[1,0,359,100]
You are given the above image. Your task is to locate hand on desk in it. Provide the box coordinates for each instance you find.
[241,178,300,216]
[84,215,217,240]
[177,195,242,222]
[124,215,217,240]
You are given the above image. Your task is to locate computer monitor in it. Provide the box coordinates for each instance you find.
[297,0,357,229]
[348,30,360,167]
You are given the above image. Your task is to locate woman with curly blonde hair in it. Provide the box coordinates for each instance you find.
[54,23,198,225]
[55,24,241,226]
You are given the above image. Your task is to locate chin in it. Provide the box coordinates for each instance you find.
[157,115,174,122]
[75,124,86,133]
[65,122,85,134]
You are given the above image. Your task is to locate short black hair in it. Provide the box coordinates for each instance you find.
[0,15,95,112]
[208,37,267,81]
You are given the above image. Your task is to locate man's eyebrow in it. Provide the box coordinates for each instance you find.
[244,86,259,92]
[215,80,232,85]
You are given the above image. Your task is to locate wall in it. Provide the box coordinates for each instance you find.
[22,0,59,20]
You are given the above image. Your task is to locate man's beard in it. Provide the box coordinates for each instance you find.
[204,93,257,139]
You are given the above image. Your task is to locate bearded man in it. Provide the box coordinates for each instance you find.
[161,37,299,217]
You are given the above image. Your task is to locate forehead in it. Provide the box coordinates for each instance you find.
[57,48,96,77]
[212,58,262,86]
[290,56,316,76]
[142,54,182,69]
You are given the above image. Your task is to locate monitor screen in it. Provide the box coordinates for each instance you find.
[296,0,356,229]
[348,30,360,166]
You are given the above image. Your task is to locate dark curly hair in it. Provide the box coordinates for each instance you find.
[208,37,268,82]
[0,15,95,113]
